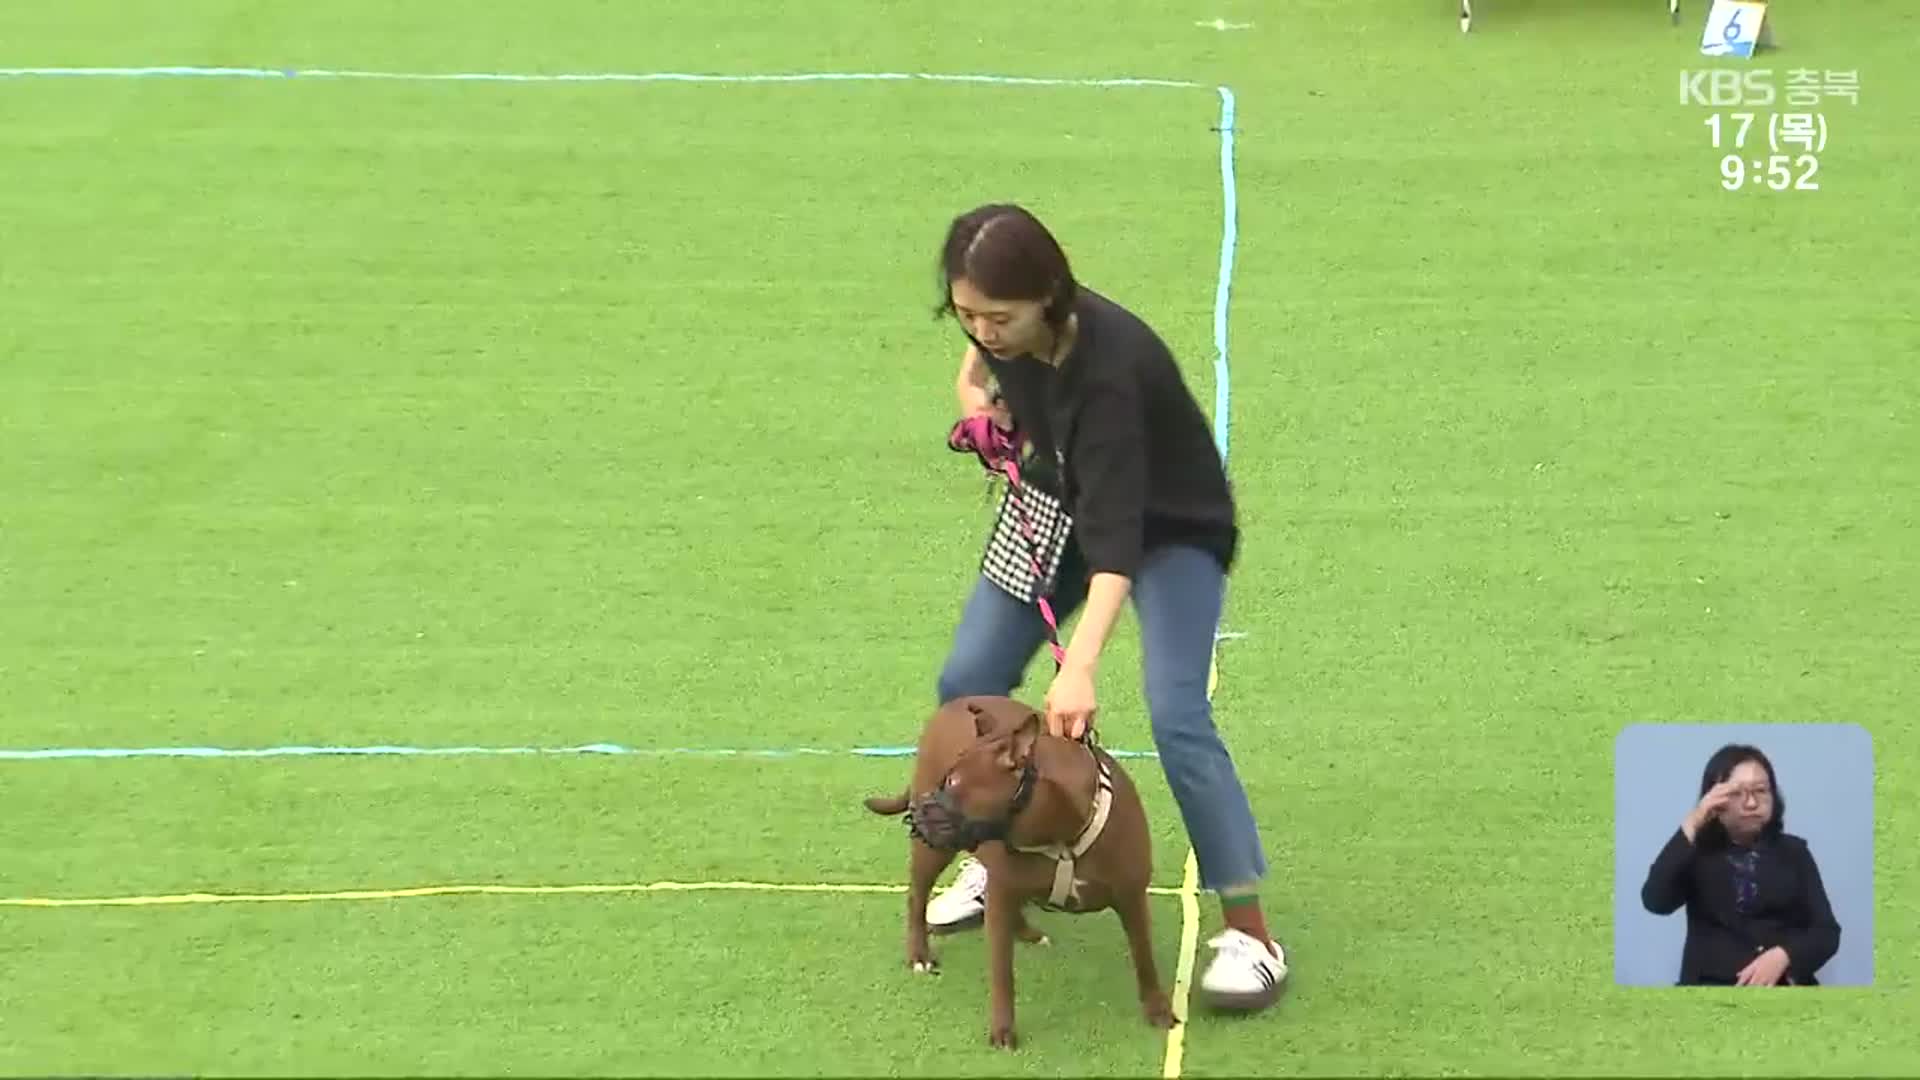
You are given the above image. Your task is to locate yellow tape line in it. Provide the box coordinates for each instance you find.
[10,648,1228,1078]
[1161,848,1203,1077]
[0,880,1187,909]
[1160,647,1220,1078]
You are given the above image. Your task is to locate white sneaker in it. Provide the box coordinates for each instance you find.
[926,856,989,930]
[1200,928,1288,1011]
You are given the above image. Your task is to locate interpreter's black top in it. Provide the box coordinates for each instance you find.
[1640,827,1842,986]
[967,286,1237,580]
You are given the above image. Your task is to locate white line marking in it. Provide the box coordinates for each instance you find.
[0,65,1205,89]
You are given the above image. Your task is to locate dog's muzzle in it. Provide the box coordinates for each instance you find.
[905,761,1038,852]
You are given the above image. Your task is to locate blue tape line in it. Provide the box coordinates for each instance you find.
[1212,85,1237,465]
[0,744,1161,761]
[0,68,1226,770]
[0,66,1203,89]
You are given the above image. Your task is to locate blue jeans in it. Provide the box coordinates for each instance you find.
[935,543,1269,894]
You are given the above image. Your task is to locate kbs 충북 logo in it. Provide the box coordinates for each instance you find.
[1679,69,1861,108]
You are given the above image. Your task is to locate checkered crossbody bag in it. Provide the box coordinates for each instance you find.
[947,407,1075,669]
[979,449,1073,605]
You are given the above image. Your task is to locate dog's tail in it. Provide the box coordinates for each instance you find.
[864,790,910,815]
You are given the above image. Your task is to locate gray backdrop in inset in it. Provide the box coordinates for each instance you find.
[1613,723,1874,987]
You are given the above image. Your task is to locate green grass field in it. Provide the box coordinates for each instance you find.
[3,1,1916,1075]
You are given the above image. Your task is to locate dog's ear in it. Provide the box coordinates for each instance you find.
[1007,710,1042,766]
[966,701,995,737]
[993,711,1041,771]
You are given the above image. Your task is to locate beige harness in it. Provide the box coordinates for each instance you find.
[1011,750,1115,910]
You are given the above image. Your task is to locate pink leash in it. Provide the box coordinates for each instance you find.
[947,412,1067,671]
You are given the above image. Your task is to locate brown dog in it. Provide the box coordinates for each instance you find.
[864,694,1174,1049]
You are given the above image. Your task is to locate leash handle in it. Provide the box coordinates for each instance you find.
[947,413,1022,474]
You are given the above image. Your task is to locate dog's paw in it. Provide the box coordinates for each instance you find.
[1016,927,1050,947]
[907,936,939,974]
[1142,993,1177,1030]
[987,1023,1019,1050]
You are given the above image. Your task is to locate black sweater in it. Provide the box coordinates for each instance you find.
[1640,827,1842,986]
[971,286,1238,579]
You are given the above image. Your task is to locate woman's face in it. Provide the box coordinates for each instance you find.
[1719,759,1775,838]
[950,276,1049,360]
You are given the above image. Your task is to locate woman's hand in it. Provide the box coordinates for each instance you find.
[1682,778,1741,841]
[1736,947,1791,986]
[961,390,1012,431]
[977,402,1013,431]
[1044,663,1098,740]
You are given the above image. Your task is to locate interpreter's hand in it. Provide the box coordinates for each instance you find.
[1682,778,1742,840]
[1735,947,1791,987]
[1044,664,1097,741]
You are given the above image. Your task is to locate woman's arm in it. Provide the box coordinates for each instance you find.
[1640,828,1696,916]
[1037,371,1144,736]
[1059,376,1149,673]
[1781,841,1842,982]
[1062,573,1132,676]
[1643,782,1740,915]
[956,343,993,414]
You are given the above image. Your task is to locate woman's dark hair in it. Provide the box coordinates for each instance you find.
[933,204,1078,328]
[1694,742,1786,850]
